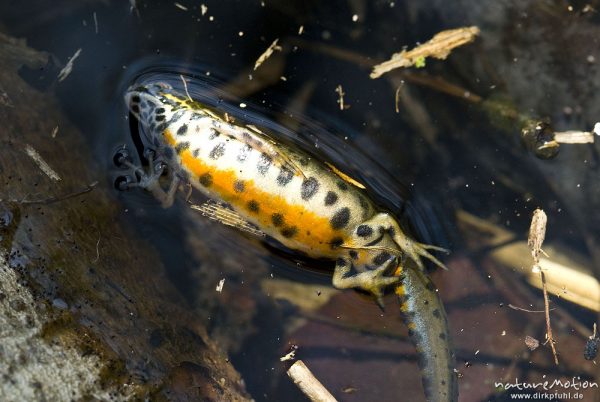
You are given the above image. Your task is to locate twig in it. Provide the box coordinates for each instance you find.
[528,209,559,365]
[508,304,554,313]
[394,82,404,113]
[254,39,282,70]
[57,48,82,82]
[2,182,98,205]
[287,360,337,402]
[92,236,100,263]
[24,144,61,181]
[370,26,480,78]
[335,85,346,110]
[180,74,193,102]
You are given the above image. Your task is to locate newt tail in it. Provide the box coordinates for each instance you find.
[395,265,458,402]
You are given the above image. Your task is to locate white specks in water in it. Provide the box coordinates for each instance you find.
[352,14,359,22]
[174,2,188,11]
[298,25,304,35]
[239,103,247,108]
[238,31,244,36]
[93,11,98,34]
[200,4,207,15]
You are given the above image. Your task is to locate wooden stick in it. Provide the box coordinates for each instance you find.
[287,360,338,402]
[528,209,559,365]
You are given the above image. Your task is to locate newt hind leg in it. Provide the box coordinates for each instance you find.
[332,254,399,309]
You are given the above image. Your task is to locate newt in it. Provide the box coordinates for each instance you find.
[118,82,458,402]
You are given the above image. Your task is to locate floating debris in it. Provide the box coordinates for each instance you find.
[298,25,304,35]
[370,26,480,78]
[280,345,298,362]
[51,125,59,138]
[335,84,346,110]
[190,200,266,237]
[24,144,61,181]
[394,81,404,113]
[215,278,225,293]
[554,129,595,144]
[528,209,559,365]
[521,120,559,159]
[200,3,208,16]
[57,48,82,82]
[528,208,547,273]
[254,39,282,71]
[174,2,188,11]
[93,12,98,34]
[525,335,540,351]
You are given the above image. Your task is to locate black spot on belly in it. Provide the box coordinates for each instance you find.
[209,143,226,159]
[432,309,441,319]
[329,237,344,249]
[330,207,350,230]
[199,173,212,187]
[257,153,272,175]
[131,95,141,103]
[336,258,347,267]
[349,250,358,260]
[175,141,190,154]
[356,224,373,238]
[177,124,188,136]
[192,148,200,157]
[324,191,338,206]
[131,104,140,114]
[237,144,251,162]
[233,180,245,193]
[439,333,446,340]
[280,225,298,238]
[276,167,293,186]
[271,213,284,226]
[156,107,165,114]
[373,251,392,266]
[247,200,260,213]
[301,177,319,200]
[155,114,165,122]
[336,181,348,191]
[209,128,220,140]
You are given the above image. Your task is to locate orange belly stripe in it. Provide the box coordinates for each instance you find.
[164,130,348,256]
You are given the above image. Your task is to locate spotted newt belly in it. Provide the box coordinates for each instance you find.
[124,81,458,402]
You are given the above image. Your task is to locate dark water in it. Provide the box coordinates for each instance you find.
[2,1,599,401]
